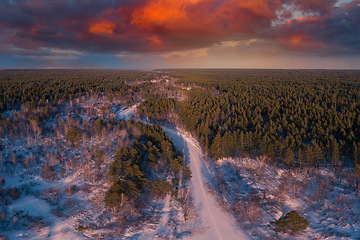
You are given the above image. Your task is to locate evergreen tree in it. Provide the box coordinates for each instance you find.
[284,148,294,170]
[351,141,358,165]
[274,211,309,234]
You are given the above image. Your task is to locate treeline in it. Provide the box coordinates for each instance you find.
[168,70,360,168]
[0,69,158,111]
[105,121,190,211]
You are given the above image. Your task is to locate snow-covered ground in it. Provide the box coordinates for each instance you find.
[212,156,360,239]
[4,66,360,240]
[8,99,360,239]
[0,100,166,240]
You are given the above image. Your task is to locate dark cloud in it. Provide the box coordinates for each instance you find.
[0,0,359,58]
[289,0,339,14]
[269,1,360,54]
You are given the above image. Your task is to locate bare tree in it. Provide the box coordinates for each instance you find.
[346,171,356,189]
[11,153,17,164]
[51,154,60,166]
[24,156,29,168]
[30,119,42,140]
[65,184,77,196]
[92,191,105,210]
[30,153,34,164]
[179,187,197,220]
[313,178,331,203]
[84,163,92,182]
[233,194,263,225]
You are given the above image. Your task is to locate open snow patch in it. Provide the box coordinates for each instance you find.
[9,196,51,217]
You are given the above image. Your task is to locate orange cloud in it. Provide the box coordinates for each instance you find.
[286,15,323,26]
[88,21,116,35]
[148,36,163,45]
[291,34,307,44]
[123,0,211,34]
[280,34,326,50]
[118,0,282,36]
[236,0,281,19]
[131,0,185,28]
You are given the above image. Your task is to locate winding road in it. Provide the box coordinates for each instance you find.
[118,105,251,239]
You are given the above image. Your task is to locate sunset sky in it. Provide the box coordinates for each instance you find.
[0,0,359,69]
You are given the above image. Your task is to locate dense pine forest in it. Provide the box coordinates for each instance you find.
[140,69,360,169]
[105,121,187,210]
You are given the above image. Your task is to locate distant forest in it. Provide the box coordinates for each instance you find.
[2,69,360,169]
[0,69,161,110]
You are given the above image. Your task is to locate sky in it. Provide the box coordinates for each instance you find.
[0,0,359,69]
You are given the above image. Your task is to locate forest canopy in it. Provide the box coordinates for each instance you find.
[148,69,360,168]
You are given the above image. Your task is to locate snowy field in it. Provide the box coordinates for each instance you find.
[211,156,360,239]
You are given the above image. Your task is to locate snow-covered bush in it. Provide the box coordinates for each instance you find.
[42,186,61,205]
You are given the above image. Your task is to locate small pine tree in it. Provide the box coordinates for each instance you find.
[184,166,192,181]
[273,211,309,234]
[25,101,36,110]
[150,179,172,199]
[42,107,50,117]
[6,117,12,126]
[95,119,106,132]
[65,128,81,147]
